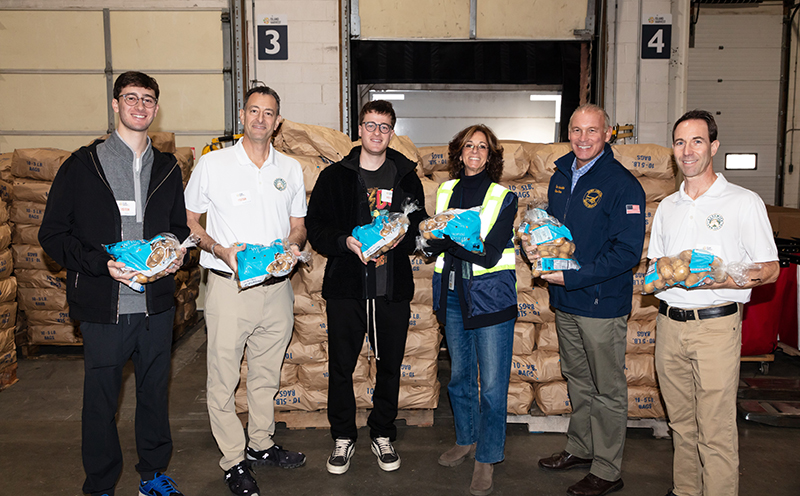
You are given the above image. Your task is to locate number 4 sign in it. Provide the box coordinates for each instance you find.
[258,15,288,60]
[641,14,672,60]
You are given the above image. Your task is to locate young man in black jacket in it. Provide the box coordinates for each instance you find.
[306,100,426,475]
[39,71,189,496]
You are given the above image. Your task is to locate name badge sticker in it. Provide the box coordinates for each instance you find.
[117,200,136,216]
[232,190,251,205]
[378,189,393,205]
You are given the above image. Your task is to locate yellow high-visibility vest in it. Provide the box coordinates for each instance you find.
[433,179,515,276]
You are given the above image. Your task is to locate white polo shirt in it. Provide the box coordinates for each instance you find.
[184,139,307,273]
[647,173,778,308]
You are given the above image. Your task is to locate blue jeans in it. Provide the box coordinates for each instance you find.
[444,290,514,464]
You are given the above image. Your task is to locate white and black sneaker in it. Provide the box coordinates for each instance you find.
[224,461,260,495]
[371,437,401,472]
[326,437,356,475]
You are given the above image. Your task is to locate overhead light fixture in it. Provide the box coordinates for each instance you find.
[725,153,757,170]
[371,92,405,101]
[530,94,562,123]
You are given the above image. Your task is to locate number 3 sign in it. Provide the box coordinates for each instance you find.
[641,14,671,60]
[258,24,288,60]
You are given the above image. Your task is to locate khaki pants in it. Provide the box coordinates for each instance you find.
[655,304,742,496]
[555,310,628,481]
[205,272,294,471]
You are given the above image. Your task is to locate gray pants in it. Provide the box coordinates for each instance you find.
[555,310,628,481]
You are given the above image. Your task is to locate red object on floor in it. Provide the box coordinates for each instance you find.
[741,264,798,355]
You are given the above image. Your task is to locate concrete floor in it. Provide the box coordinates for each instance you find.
[2,325,800,496]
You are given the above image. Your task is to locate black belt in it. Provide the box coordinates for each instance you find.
[658,301,738,322]
[209,268,287,286]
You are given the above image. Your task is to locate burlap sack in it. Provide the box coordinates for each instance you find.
[359,333,374,358]
[644,202,659,234]
[419,177,439,220]
[273,382,328,412]
[148,132,176,154]
[12,223,40,245]
[0,248,11,281]
[399,356,438,387]
[513,321,536,356]
[529,143,573,183]
[628,385,666,419]
[9,201,46,226]
[0,327,13,354]
[0,348,16,369]
[0,224,11,251]
[511,349,563,383]
[0,302,18,330]
[12,179,51,204]
[173,299,197,326]
[534,321,559,352]
[507,381,535,415]
[273,119,353,163]
[430,170,450,184]
[284,336,327,365]
[499,176,548,209]
[293,292,326,315]
[25,309,72,326]
[612,144,676,180]
[14,268,66,290]
[11,148,70,182]
[419,145,449,175]
[297,361,329,391]
[354,354,371,383]
[632,261,648,294]
[389,134,422,169]
[410,253,436,280]
[627,319,656,355]
[411,283,433,306]
[290,270,306,296]
[630,293,659,321]
[175,147,194,184]
[515,248,532,293]
[517,286,554,323]
[409,303,438,331]
[0,200,9,225]
[498,142,530,182]
[534,380,572,415]
[28,324,81,344]
[284,154,333,195]
[12,245,60,272]
[298,248,326,294]
[625,353,657,387]
[404,327,442,360]
[174,285,198,305]
[0,153,12,181]
[640,232,651,263]
[0,179,12,202]
[0,277,17,303]
[398,381,441,409]
[281,362,298,387]
[637,176,676,203]
[355,380,375,409]
[293,313,328,345]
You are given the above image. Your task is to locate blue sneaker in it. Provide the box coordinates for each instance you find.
[139,473,184,496]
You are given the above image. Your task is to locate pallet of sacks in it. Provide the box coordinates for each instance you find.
[0,153,17,386]
[172,145,201,340]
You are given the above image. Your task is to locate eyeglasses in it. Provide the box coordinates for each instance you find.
[119,93,158,108]
[464,143,488,152]
[361,121,393,134]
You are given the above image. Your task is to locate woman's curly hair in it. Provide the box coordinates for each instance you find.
[447,124,504,182]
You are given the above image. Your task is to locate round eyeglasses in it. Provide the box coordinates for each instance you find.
[119,93,158,109]
[361,121,393,134]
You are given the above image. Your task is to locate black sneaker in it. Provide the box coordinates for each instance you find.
[224,461,259,496]
[326,437,356,475]
[246,444,306,468]
[371,436,401,472]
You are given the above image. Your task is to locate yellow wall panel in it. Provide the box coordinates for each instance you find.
[110,11,224,70]
[359,0,470,39]
[145,74,225,133]
[477,0,587,39]
[0,11,105,69]
[0,74,107,132]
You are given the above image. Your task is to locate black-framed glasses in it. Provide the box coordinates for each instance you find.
[464,143,488,152]
[361,121,393,134]
[119,93,158,108]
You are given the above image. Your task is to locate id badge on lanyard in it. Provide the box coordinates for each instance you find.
[448,270,455,291]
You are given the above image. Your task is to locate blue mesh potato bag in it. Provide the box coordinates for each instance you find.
[236,239,302,289]
[418,207,484,254]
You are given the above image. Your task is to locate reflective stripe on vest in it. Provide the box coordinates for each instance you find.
[433,179,514,276]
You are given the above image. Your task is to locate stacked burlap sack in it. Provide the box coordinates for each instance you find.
[234,121,441,416]
[0,153,17,386]
[171,146,202,336]
[420,141,676,419]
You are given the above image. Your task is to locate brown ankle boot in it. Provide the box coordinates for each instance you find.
[438,443,475,467]
[470,461,494,496]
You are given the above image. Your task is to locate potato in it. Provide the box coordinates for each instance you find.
[672,264,689,282]
[654,277,666,289]
[643,281,656,293]
[685,273,700,287]
[659,262,674,280]
[680,250,693,263]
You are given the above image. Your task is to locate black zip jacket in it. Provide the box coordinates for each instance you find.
[39,139,190,324]
[306,146,427,301]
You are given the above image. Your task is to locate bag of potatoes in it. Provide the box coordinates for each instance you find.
[352,201,418,261]
[236,239,310,290]
[416,207,484,255]
[104,233,198,291]
[643,249,727,293]
[517,205,580,278]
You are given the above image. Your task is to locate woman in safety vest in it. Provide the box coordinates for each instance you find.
[428,124,518,496]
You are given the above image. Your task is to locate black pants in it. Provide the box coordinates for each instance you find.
[327,298,409,441]
[81,310,174,496]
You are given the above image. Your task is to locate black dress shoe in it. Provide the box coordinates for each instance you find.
[538,450,593,470]
[567,473,624,496]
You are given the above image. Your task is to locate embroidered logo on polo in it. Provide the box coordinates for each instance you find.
[706,213,724,231]
[583,189,602,208]
[274,178,287,191]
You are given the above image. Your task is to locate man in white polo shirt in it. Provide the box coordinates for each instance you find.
[648,109,779,496]
[184,86,307,496]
